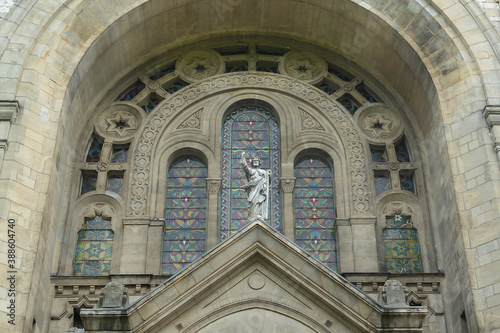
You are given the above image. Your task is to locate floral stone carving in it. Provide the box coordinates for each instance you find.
[176,49,225,83]
[178,109,202,129]
[300,108,325,131]
[279,51,327,85]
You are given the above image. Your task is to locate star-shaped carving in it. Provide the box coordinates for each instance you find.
[185,57,217,79]
[363,113,393,138]
[105,111,137,137]
[287,57,318,80]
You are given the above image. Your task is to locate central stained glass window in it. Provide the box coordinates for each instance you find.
[294,156,337,271]
[162,156,207,274]
[220,105,281,241]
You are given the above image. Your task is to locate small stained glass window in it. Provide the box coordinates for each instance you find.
[356,84,379,103]
[164,80,189,94]
[371,145,388,162]
[294,156,337,271]
[395,138,411,162]
[118,80,146,101]
[374,170,391,195]
[81,172,98,194]
[106,172,124,194]
[400,171,416,194]
[384,214,422,274]
[149,67,175,80]
[162,156,207,275]
[110,144,129,163]
[256,62,278,73]
[73,215,113,276]
[140,93,164,114]
[86,136,102,162]
[339,94,360,115]
[226,63,248,73]
[328,67,353,82]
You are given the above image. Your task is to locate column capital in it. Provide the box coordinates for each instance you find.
[279,178,296,193]
[206,178,222,194]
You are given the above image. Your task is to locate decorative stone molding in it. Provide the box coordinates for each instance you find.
[382,201,413,217]
[300,108,325,131]
[278,51,327,85]
[129,73,369,216]
[82,203,114,219]
[483,105,500,156]
[178,109,202,129]
[206,178,222,194]
[104,111,138,137]
[176,49,225,83]
[0,101,19,168]
[280,178,296,193]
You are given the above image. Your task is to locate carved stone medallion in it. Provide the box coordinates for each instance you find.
[279,51,327,84]
[105,111,137,137]
[176,49,225,83]
[357,106,401,141]
[97,104,143,142]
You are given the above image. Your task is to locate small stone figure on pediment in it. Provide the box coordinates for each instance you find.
[239,152,270,221]
[378,279,408,306]
[97,282,129,308]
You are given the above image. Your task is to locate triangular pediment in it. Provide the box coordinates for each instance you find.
[81,221,426,332]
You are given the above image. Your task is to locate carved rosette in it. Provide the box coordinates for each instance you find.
[128,73,369,216]
[358,106,401,142]
[97,105,142,142]
[178,109,202,129]
[279,51,327,85]
[300,108,325,131]
[175,49,225,83]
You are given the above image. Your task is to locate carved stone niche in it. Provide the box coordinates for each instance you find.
[356,105,402,142]
[97,282,129,308]
[96,104,143,143]
[378,280,408,306]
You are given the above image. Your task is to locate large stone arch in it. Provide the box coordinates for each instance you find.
[1,1,500,332]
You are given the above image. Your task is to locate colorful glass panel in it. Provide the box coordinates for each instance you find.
[328,67,352,82]
[371,145,388,162]
[81,172,97,194]
[141,94,164,114]
[256,63,278,73]
[400,171,416,194]
[226,64,248,73]
[339,94,359,115]
[374,171,391,195]
[162,156,207,275]
[106,173,124,194]
[86,136,102,162]
[318,83,337,95]
[118,80,146,101]
[149,67,175,80]
[220,106,281,241]
[73,215,113,276]
[111,144,129,163]
[395,138,411,162]
[384,215,422,273]
[294,156,337,271]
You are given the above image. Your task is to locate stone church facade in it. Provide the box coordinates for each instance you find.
[1,0,500,332]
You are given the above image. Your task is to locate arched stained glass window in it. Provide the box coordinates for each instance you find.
[162,156,207,275]
[220,105,281,241]
[384,214,422,273]
[73,215,113,276]
[294,156,337,270]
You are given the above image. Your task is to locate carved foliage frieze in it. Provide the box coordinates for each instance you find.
[129,73,370,216]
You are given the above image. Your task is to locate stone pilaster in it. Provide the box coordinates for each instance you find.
[280,178,296,240]
[206,178,222,250]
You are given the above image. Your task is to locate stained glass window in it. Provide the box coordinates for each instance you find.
[400,171,416,194]
[220,105,281,241]
[294,156,337,271]
[356,84,379,103]
[149,67,175,80]
[164,80,189,94]
[339,94,360,115]
[86,136,102,162]
[81,172,98,194]
[226,63,248,73]
[328,67,352,82]
[73,215,113,276]
[106,172,124,194]
[118,80,146,101]
[384,214,422,273]
[110,144,129,163]
[371,145,388,162]
[162,156,207,275]
[374,170,391,195]
[141,93,164,114]
[395,138,411,162]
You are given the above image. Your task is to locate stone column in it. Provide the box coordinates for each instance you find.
[280,178,295,240]
[206,178,221,250]
[0,101,19,169]
[483,106,500,161]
